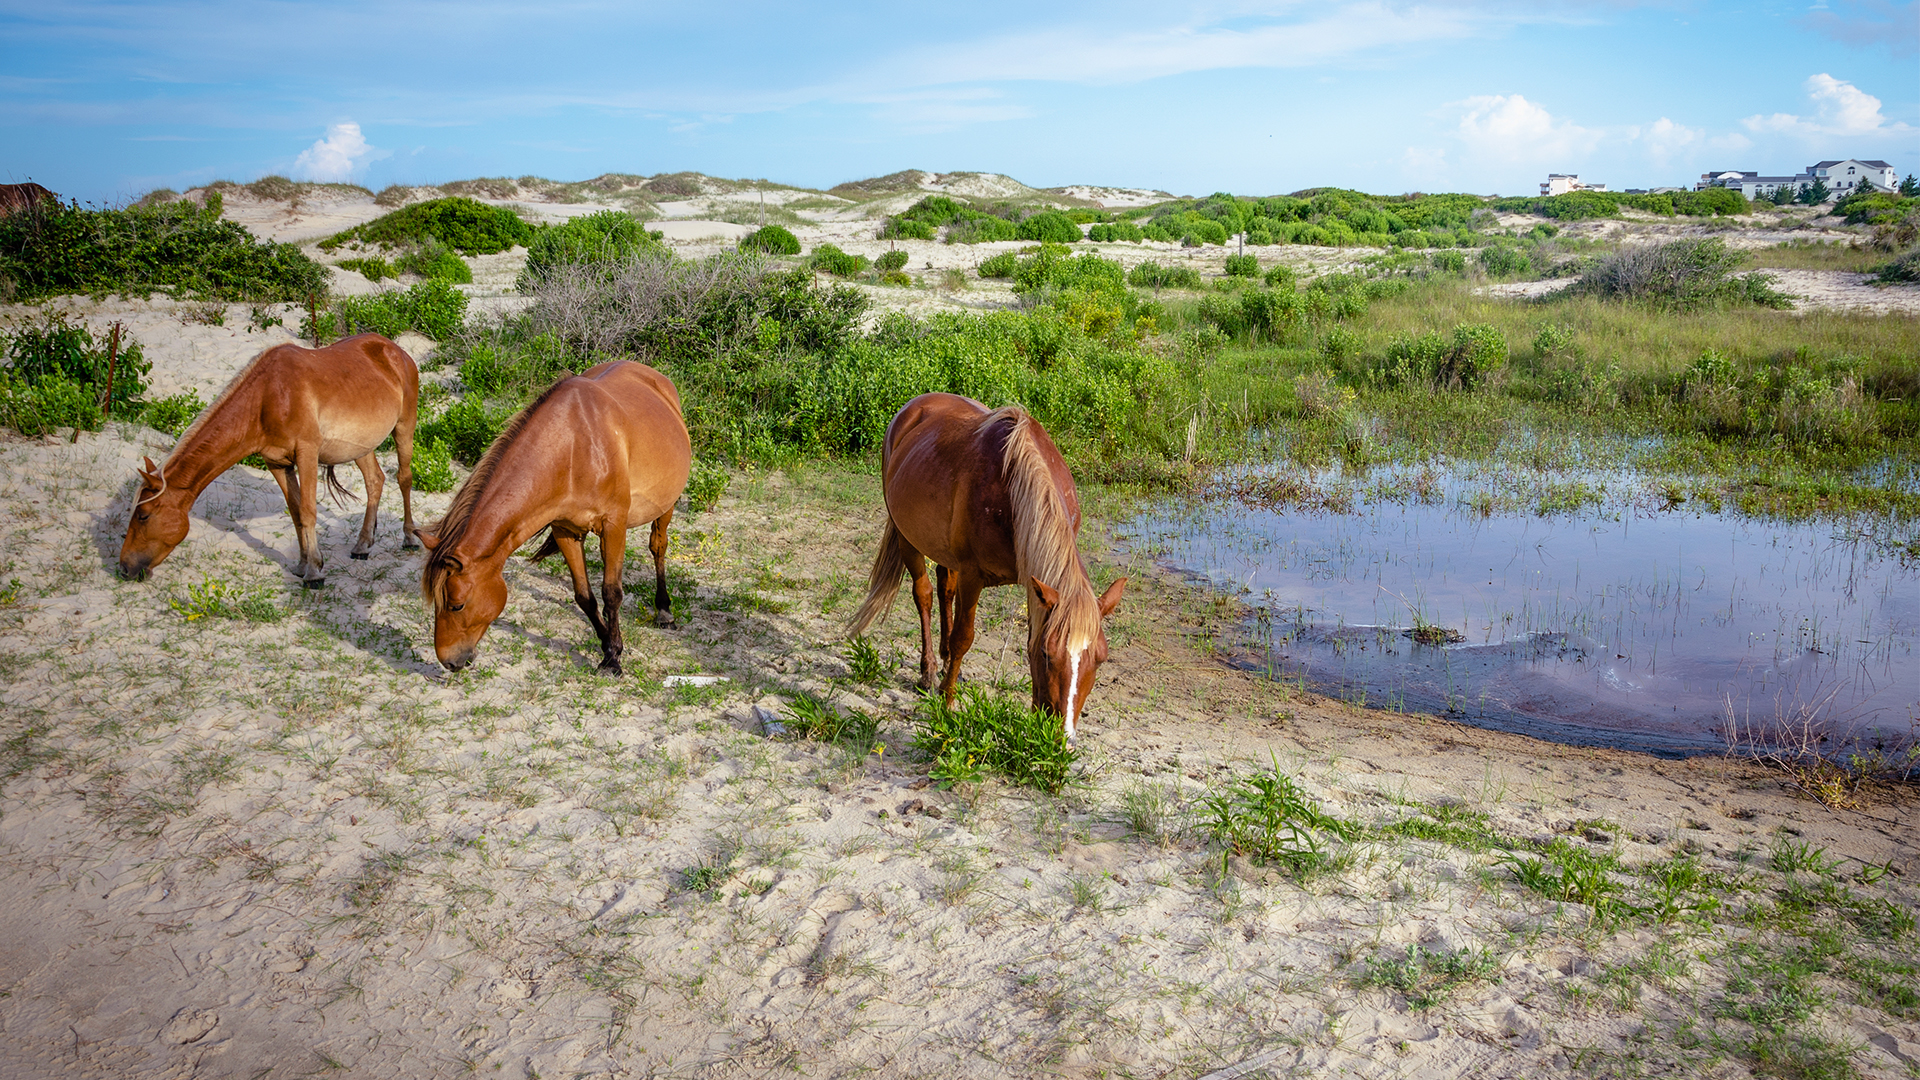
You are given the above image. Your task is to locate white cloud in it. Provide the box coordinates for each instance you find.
[291,122,375,182]
[1741,73,1911,137]
[1453,94,1598,162]
[1638,116,1701,165]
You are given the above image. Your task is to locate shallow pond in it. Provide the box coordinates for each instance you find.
[1128,469,1918,757]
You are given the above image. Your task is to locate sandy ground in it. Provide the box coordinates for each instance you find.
[1,187,1916,1080]
[1477,269,1920,314]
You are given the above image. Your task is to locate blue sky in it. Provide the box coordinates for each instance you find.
[3,0,1915,205]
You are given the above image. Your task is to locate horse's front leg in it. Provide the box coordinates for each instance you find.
[554,532,614,671]
[935,564,956,663]
[937,573,985,706]
[596,522,629,675]
[293,445,325,588]
[349,452,383,559]
[394,415,419,549]
[647,510,675,627]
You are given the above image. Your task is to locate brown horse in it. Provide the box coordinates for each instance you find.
[849,393,1125,740]
[417,360,691,675]
[119,333,419,587]
[0,183,58,216]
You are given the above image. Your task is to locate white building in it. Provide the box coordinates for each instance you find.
[1696,159,1897,200]
[1541,174,1607,196]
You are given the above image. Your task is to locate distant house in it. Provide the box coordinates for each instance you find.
[1697,159,1897,200]
[1806,159,1897,194]
[1541,174,1606,196]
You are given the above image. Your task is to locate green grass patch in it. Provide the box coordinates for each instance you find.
[913,687,1078,794]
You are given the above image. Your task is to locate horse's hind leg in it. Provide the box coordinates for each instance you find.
[935,565,956,663]
[394,414,418,548]
[349,452,383,559]
[554,533,616,672]
[937,573,986,706]
[906,551,937,691]
[648,510,675,627]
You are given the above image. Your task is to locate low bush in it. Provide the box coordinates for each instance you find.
[336,256,395,281]
[1479,246,1531,278]
[1873,249,1920,283]
[320,197,532,255]
[394,238,473,284]
[1224,253,1259,278]
[875,249,909,272]
[141,390,205,437]
[0,197,329,302]
[977,252,1018,278]
[1364,322,1507,389]
[878,218,936,241]
[519,210,661,287]
[1128,261,1203,289]
[1575,238,1791,309]
[739,224,801,256]
[410,437,456,492]
[4,313,150,415]
[1087,222,1145,243]
[1431,250,1467,274]
[0,373,101,437]
[1198,288,1306,342]
[1262,264,1296,289]
[417,394,516,465]
[946,216,1018,244]
[809,243,870,277]
[334,279,470,341]
[1016,211,1082,245]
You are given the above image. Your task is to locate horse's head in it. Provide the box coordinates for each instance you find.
[418,530,508,671]
[1027,575,1127,742]
[119,457,192,580]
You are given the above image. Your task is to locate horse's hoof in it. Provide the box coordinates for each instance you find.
[300,577,326,590]
[654,610,676,628]
[350,552,370,561]
[598,660,624,677]
[401,541,420,551]
[915,677,934,691]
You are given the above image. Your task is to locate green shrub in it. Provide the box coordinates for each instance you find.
[1246,224,1274,245]
[418,395,512,465]
[1873,249,1920,283]
[457,330,573,398]
[410,437,455,493]
[685,459,730,511]
[1320,325,1362,365]
[875,250,909,272]
[809,244,870,277]
[141,390,205,437]
[1198,288,1305,342]
[1128,261,1203,289]
[880,270,913,287]
[1141,224,1174,243]
[977,252,1018,278]
[1836,192,1910,225]
[1431,250,1467,274]
[1479,246,1531,278]
[1576,238,1790,309]
[0,199,328,302]
[1016,211,1081,244]
[946,216,1018,244]
[519,210,661,287]
[3,313,150,416]
[879,218,937,241]
[1262,264,1296,290]
[914,687,1078,793]
[335,278,470,341]
[0,373,101,437]
[394,238,472,284]
[321,197,532,255]
[336,256,395,281]
[1087,222,1145,243]
[1223,253,1259,278]
[739,224,801,256]
[1202,761,1355,876]
[1440,323,1508,387]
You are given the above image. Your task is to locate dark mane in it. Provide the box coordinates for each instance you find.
[419,375,574,602]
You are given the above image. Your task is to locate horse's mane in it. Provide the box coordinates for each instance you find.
[420,376,572,603]
[984,405,1099,651]
[165,347,276,468]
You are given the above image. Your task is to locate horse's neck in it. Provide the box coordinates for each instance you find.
[166,382,264,493]
[454,448,558,564]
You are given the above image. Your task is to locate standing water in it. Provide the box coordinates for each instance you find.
[1130,467,1918,757]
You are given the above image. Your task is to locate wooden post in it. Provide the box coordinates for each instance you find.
[76,321,122,443]
[308,293,322,346]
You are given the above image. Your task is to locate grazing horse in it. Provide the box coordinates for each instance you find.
[848,393,1126,740]
[119,333,419,587]
[417,360,691,675]
[0,183,58,216]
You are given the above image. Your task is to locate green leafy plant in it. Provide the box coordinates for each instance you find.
[518,210,661,287]
[1201,759,1355,876]
[977,252,1018,278]
[393,238,473,284]
[333,278,469,341]
[739,224,801,256]
[780,693,880,753]
[1359,945,1502,1009]
[914,687,1078,794]
[1127,261,1203,289]
[809,243,870,278]
[875,250,909,272]
[1015,211,1082,245]
[844,635,887,686]
[170,575,284,622]
[1223,253,1259,278]
[320,197,532,255]
[684,459,729,511]
[410,437,455,493]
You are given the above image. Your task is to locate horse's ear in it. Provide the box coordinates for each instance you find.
[1097,577,1127,618]
[139,456,159,478]
[415,529,439,551]
[1030,577,1060,611]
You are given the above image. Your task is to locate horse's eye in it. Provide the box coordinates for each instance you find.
[448,602,465,612]
[136,512,150,522]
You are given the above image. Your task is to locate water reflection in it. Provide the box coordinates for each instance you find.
[1132,473,1918,757]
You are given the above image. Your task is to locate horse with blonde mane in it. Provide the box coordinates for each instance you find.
[849,393,1125,740]
[417,360,690,675]
[119,333,419,587]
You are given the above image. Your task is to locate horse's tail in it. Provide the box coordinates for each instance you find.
[527,527,561,562]
[322,465,358,507]
[847,521,910,638]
